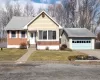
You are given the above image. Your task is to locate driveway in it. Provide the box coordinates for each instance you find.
[0,63,100,80]
[78,50,100,59]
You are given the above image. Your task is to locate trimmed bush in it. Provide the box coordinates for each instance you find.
[60,46,65,50]
[45,47,49,50]
[68,55,88,61]
[20,42,27,49]
[62,44,67,48]
[60,44,67,50]
[68,56,76,61]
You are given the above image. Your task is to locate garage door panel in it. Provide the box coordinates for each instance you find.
[72,39,92,49]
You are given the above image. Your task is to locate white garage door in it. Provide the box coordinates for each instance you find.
[72,39,92,49]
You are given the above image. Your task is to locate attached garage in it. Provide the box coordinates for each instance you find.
[61,28,96,50]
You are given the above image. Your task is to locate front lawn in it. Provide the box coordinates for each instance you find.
[28,50,86,61]
[0,48,27,61]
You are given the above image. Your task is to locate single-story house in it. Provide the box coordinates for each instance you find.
[61,28,96,50]
[5,11,62,50]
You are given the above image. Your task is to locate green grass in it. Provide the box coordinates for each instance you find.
[28,50,86,61]
[0,48,27,61]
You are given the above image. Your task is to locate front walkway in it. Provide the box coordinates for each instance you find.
[16,48,35,63]
[78,50,100,59]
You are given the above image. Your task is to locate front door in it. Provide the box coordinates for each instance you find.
[30,32,36,44]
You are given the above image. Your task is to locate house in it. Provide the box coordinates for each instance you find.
[5,11,62,50]
[61,28,96,50]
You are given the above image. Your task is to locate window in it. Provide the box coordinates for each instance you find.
[39,30,56,40]
[43,31,47,39]
[48,31,56,40]
[21,31,26,38]
[39,30,47,40]
[72,40,91,43]
[31,33,33,38]
[11,31,16,38]
[39,31,42,39]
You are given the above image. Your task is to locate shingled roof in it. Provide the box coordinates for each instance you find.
[64,28,96,38]
[5,16,33,30]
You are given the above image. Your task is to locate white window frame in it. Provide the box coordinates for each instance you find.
[10,31,17,38]
[39,30,47,40]
[38,30,57,41]
[48,30,56,40]
[19,31,27,38]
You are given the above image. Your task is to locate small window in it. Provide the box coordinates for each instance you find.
[72,41,74,43]
[77,41,79,43]
[89,41,91,43]
[86,41,88,43]
[11,31,16,38]
[84,41,86,43]
[82,41,84,43]
[74,41,77,43]
[79,41,81,43]
[21,31,26,38]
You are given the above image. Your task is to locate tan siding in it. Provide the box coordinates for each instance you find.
[28,14,59,41]
[28,15,59,30]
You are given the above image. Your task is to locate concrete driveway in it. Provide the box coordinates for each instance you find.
[0,63,100,80]
[78,50,100,59]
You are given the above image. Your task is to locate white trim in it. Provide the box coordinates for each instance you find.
[7,45,28,49]
[24,11,62,29]
[7,45,20,48]
[38,30,57,41]
[10,31,17,38]
[37,45,59,50]
[69,39,72,49]
[37,39,59,41]
[23,25,27,29]
[91,39,95,49]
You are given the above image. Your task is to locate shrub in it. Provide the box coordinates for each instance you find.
[68,55,88,61]
[60,44,67,50]
[68,56,77,61]
[60,46,65,50]
[20,42,27,49]
[45,47,49,50]
[62,44,67,48]
[76,55,88,60]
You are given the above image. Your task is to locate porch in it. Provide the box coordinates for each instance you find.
[28,30,60,50]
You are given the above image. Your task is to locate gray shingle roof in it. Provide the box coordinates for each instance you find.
[64,28,96,38]
[5,16,33,30]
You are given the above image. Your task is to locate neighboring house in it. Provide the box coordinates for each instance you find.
[61,28,96,50]
[5,11,62,50]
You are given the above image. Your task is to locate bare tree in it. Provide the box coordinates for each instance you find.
[24,2,35,16]
[78,0,100,30]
